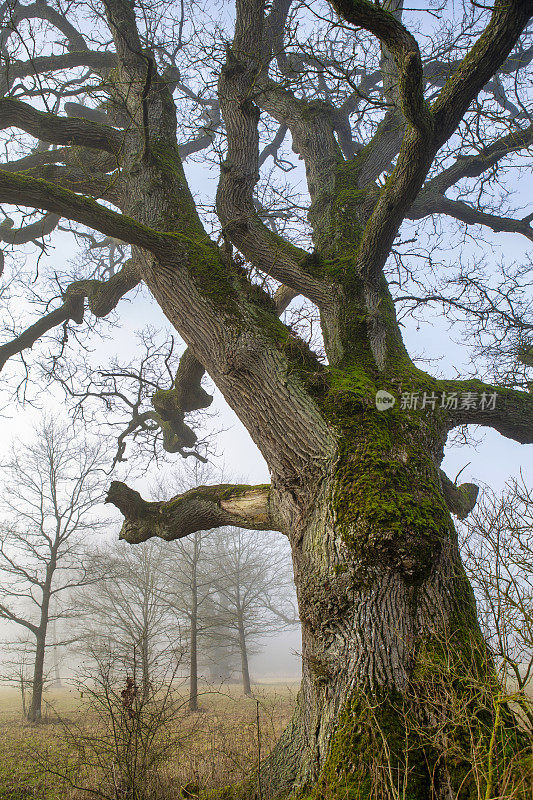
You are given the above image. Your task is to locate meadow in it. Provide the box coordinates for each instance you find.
[0,683,298,800]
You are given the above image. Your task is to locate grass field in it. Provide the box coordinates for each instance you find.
[0,683,298,800]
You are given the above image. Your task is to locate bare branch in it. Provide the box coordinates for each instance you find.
[14,164,122,204]
[409,194,533,242]
[105,481,278,543]
[0,602,38,634]
[0,1,88,51]
[330,0,431,133]
[440,380,533,445]
[432,3,533,148]
[0,211,59,244]
[0,98,124,154]
[0,170,166,249]
[216,0,331,304]
[0,51,115,94]
[0,259,140,372]
[423,123,533,196]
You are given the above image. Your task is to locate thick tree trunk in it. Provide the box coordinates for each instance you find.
[253,418,526,800]
[237,607,252,697]
[87,46,529,796]
[28,628,46,722]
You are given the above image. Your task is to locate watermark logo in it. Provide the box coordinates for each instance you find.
[375,389,498,412]
[375,390,396,411]
[400,390,497,411]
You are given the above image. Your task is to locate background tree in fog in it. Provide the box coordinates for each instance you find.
[79,540,178,698]
[0,418,105,721]
[163,529,214,712]
[82,521,298,708]
[207,528,297,696]
[0,0,533,792]
[153,463,219,712]
[1,634,34,716]
[461,477,533,714]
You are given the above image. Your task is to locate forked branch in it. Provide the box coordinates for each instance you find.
[330,0,431,133]
[0,259,140,372]
[433,1,533,147]
[216,0,331,304]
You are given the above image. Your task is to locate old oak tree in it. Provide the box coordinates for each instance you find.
[1,0,533,796]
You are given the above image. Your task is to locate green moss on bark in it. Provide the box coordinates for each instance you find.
[315,360,452,579]
[293,687,432,800]
[293,667,529,800]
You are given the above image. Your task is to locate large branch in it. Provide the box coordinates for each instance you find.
[0,98,124,154]
[354,108,406,188]
[105,481,278,543]
[432,2,533,148]
[216,0,331,305]
[0,170,167,249]
[408,123,533,237]
[344,44,533,190]
[148,292,296,460]
[439,379,533,445]
[0,1,88,51]
[409,194,533,242]
[153,347,211,416]
[339,2,531,290]
[0,259,140,372]
[330,0,431,133]
[327,2,434,295]
[354,127,434,287]
[0,147,71,172]
[0,51,116,94]
[0,212,59,244]
[255,81,345,245]
[14,164,123,205]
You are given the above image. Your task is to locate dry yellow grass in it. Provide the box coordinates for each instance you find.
[0,684,297,799]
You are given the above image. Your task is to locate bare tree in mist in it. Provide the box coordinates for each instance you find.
[162,529,214,712]
[79,540,178,699]
[0,418,105,721]
[207,528,297,696]
[461,475,533,718]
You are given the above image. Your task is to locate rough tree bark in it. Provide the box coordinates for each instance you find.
[1,0,533,794]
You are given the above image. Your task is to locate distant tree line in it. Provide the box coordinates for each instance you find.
[79,524,297,711]
[0,419,298,720]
